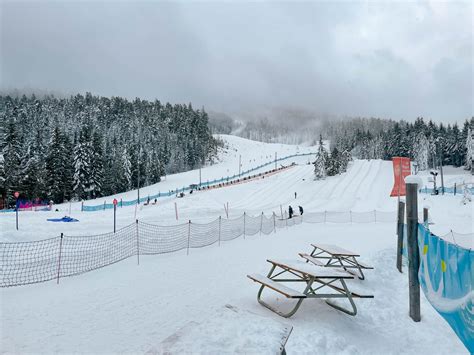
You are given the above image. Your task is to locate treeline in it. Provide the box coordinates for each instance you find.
[0,93,218,206]
[328,117,474,171]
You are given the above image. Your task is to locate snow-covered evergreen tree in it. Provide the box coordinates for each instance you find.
[413,132,429,172]
[73,126,94,200]
[466,128,473,171]
[2,118,23,203]
[314,135,327,180]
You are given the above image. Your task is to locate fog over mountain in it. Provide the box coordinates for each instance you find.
[1,1,472,123]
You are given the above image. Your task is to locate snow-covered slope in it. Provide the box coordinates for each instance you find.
[1,135,470,354]
[1,135,472,243]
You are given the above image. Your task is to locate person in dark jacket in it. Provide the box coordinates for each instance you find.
[299,206,303,215]
[288,206,293,219]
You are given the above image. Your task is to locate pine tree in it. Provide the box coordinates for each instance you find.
[3,118,23,204]
[73,125,94,200]
[314,135,327,180]
[413,132,429,172]
[466,127,474,171]
[90,131,104,198]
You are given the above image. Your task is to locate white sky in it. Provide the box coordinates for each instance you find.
[1,0,472,122]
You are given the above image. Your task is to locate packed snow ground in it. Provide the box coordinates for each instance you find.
[1,134,472,353]
[1,223,467,354]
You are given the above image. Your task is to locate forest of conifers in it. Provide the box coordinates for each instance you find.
[0,93,218,205]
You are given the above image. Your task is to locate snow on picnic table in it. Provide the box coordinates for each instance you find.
[1,223,466,354]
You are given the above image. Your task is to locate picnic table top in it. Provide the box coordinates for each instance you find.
[311,243,360,257]
[267,258,354,279]
[158,304,292,354]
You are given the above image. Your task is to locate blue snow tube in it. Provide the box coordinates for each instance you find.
[47,216,79,222]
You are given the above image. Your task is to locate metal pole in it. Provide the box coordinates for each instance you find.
[15,198,18,231]
[218,216,221,246]
[187,220,191,255]
[396,201,405,273]
[136,219,140,265]
[406,183,421,322]
[114,204,116,233]
[273,212,276,233]
[439,155,445,195]
[57,233,63,284]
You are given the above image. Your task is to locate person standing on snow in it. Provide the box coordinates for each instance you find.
[288,206,294,219]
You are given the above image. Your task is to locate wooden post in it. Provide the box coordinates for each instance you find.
[57,233,63,284]
[406,183,421,322]
[218,216,221,246]
[187,220,191,255]
[396,201,405,273]
[81,201,84,212]
[454,183,456,196]
[423,207,429,226]
[136,219,140,265]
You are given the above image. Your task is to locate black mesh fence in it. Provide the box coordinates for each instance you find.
[1,210,396,287]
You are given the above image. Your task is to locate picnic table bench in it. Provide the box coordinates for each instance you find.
[157,304,292,354]
[247,258,373,318]
[307,243,374,280]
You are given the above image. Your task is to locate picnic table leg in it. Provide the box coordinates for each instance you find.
[257,268,313,318]
[325,279,357,316]
[351,256,365,280]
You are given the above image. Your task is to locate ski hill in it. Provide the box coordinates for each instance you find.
[1,134,472,354]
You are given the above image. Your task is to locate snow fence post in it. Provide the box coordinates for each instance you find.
[56,233,63,284]
[243,212,246,239]
[396,201,405,273]
[423,207,429,227]
[273,212,276,233]
[187,220,191,255]
[218,216,221,246]
[406,183,421,322]
[135,219,140,265]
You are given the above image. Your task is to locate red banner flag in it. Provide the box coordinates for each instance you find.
[390,157,411,197]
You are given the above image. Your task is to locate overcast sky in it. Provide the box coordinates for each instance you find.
[1,1,472,122]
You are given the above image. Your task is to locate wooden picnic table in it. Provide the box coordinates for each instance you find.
[307,243,374,280]
[247,258,373,318]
